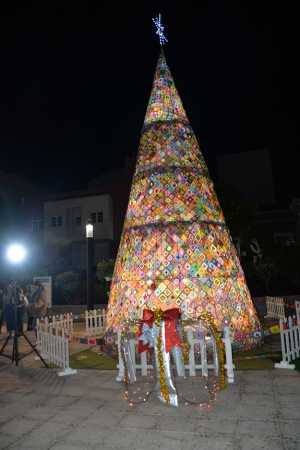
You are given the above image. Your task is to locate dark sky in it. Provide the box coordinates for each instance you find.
[0,2,299,202]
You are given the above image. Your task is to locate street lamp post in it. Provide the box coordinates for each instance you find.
[86,220,94,310]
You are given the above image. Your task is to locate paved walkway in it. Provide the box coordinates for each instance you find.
[0,365,299,450]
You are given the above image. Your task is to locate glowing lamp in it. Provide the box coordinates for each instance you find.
[86,221,94,239]
[6,244,27,264]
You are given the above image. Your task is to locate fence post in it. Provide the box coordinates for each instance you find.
[141,351,148,376]
[116,330,125,382]
[186,327,196,376]
[223,326,234,383]
[58,335,77,376]
[296,301,300,325]
[199,331,208,377]
[85,310,88,335]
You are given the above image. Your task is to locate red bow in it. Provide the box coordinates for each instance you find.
[138,308,181,353]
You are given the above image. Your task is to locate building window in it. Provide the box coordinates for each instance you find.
[75,216,81,226]
[90,211,103,224]
[274,233,295,246]
[32,220,44,233]
[51,216,63,227]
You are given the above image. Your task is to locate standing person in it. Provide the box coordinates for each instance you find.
[34,285,47,319]
[2,283,15,335]
[27,282,45,331]
[18,287,29,332]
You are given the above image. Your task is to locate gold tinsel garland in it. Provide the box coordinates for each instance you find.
[153,309,170,404]
[182,311,226,390]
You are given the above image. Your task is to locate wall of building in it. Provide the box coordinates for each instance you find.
[44,193,113,247]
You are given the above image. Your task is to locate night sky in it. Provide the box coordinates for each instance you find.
[1,3,300,203]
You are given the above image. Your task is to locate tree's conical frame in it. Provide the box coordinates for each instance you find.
[106,50,261,348]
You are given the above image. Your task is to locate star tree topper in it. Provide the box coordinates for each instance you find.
[152,13,168,46]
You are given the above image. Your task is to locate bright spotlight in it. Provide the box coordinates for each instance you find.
[6,244,27,264]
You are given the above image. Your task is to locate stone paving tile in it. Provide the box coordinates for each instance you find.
[0,417,38,436]
[243,384,275,395]
[49,445,93,450]
[119,414,158,430]
[20,393,50,407]
[237,419,281,438]
[239,392,275,406]
[189,417,238,437]
[277,420,300,439]
[236,403,278,420]
[84,387,124,401]
[278,406,300,420]
[98,399,140,414]
[63,428,113,448]
[237,436,284,450]
[50,406,104,425]
[285,439,300,450]
[0,433,19,450]
[45,395,80,409]
[122,430,235,450]
[277,393,300,406]
[8,421,72,449]
[80,412,124,429]
[22,405,60,421]
[7,441,52,450]
[197,402,242,418]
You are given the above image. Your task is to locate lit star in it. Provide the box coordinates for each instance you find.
[152,14,168,46]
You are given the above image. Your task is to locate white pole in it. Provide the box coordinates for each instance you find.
[223,326,234,383]
[116,330,125,382]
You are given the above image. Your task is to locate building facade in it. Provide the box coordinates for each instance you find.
[44,192,114,269]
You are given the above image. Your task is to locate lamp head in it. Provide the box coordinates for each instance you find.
[6,243,27,265]
[86,220,94,238]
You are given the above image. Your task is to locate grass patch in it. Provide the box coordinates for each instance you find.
[294,358,300,372]
[232,336,282,370]
[234,357,274,370]
[70,348,117,370]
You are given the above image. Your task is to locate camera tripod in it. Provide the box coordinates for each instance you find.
[0,304,48,368]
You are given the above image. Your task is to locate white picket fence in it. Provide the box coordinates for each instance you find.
[265,296,285,320]
[37,313,74,338]
[85,309,106,336]
[116,326,235,384]
[36,320,77,376]
[275,301,300,369]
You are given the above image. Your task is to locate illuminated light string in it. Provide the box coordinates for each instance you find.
[152,13,168,46]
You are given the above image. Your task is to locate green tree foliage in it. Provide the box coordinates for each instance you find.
[54,271,81,304]
[96,259,115,281]
[214,181,255,239]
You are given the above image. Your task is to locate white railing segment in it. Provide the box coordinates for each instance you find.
[265,296,285,320]
[85,309,106,336]
[116,326,234,384]
[37,313,73,338]
[36,322,77,376]
[275,303,300,370]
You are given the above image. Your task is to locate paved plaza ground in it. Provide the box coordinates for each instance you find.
[0,364,299,450]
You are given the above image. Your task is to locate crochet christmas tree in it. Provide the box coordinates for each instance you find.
[107,50,261,348]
